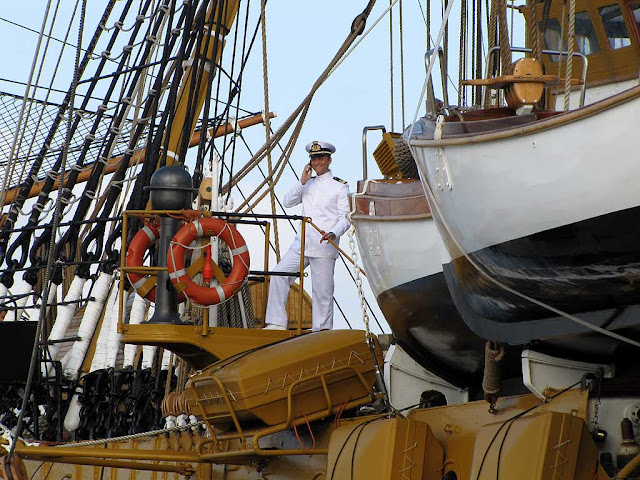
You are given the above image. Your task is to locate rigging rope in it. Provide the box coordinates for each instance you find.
[0,0,119,239]
[260,0,281,262]
[7,0,88,464]
[10,0,76,197]
[226,0,378,209]
[0,0,121,282]
[0,0,56,213]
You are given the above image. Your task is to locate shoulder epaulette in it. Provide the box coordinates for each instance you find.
[333,176,347,184]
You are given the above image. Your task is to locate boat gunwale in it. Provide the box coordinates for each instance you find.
[408,84,640,147]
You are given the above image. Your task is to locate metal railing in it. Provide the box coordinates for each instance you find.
[119,210,364,336]
[361,125,386,180]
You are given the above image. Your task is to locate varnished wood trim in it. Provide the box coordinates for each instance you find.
[350,213,433,222]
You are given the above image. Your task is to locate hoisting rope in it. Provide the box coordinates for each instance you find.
[529,0,543,63]
[459,0,467,107]
[486,0,511,80]
[498,0,511,72]
[260,0,281,262]
[563,0,576,111]
[389,0,395,132]
[399,0,406,130]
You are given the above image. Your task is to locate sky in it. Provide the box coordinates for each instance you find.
[0,0,527,334]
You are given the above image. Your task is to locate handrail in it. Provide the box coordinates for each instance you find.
[361,125,386,180]
[424,47,450,116]
[482,46,588,108]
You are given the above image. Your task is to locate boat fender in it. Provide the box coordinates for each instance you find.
[482,341,505,411]
[167,218,250,306]
[64,392,82,431]
[126,224,186,303]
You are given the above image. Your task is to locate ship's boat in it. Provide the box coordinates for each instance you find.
[405,0,640,370]
[350,174,488,384]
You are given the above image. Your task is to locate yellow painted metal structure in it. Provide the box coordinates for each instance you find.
[122,323,293,368]
[327,416,444,479]
[180,330,381,427]
[16,389,613,479]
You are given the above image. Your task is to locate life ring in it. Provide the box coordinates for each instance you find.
[126,224,186,303]
[167,218,250,306]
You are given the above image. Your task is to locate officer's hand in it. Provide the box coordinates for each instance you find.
[301,164,313,185]
[320,231,336,243]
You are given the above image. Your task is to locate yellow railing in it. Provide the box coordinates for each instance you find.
[118,210,364,336]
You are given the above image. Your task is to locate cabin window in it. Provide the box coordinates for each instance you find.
[628,1,640,36]
[599,4,632,49]
[542,18,567,61]
[575,12,600,54]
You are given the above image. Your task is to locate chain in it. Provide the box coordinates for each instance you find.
[347,228,371,338]
[347,227,394,413]
[592,368,603,436]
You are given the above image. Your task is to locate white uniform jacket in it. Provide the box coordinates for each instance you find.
[284,170,350,259]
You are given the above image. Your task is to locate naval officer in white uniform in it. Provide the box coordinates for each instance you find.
[264,141,350,331]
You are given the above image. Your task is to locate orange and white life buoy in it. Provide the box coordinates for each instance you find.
[126,224,186,303]
[167,217,250,306]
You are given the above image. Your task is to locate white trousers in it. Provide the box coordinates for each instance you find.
[264,248,336,331]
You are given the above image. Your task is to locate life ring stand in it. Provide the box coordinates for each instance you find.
[167,217,250,306]
[125,223,187,303]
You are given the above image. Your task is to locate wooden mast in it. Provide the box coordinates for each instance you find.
[164,0,241,166]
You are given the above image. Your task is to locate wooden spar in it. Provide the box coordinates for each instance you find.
[2,112,274,205]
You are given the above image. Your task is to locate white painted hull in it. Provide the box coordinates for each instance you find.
[410,87,640,255]
[352,215,442,297]
[406,87,640,351]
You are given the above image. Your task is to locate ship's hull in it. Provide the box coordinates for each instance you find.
[408,86,640,358]
[350,180,486,383]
